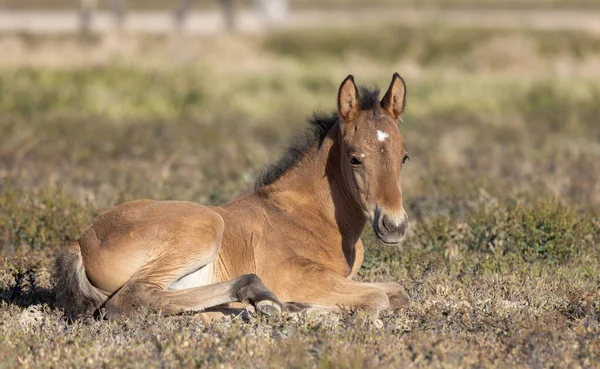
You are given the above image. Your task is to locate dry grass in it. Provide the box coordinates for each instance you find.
[1,22,599,368]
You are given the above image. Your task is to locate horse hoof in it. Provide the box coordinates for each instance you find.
[256,300,281,317]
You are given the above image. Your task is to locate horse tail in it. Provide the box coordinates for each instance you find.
[54,243,106,320]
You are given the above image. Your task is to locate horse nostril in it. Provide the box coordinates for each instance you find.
[381,214,396,233]
[381,214,408,235]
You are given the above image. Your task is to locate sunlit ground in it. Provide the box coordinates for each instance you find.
[1,13,599,368]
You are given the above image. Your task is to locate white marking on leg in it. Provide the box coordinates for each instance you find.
[377,130,389,142]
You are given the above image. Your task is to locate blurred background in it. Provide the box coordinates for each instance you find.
[0,1,599,366]
[1,0,599,258]
[1,0,599,259]
[1,0,599,211]
[1,0,599,207]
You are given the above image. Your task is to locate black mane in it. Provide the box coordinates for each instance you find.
[254,87,380,190]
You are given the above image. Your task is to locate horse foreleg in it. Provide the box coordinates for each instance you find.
[273,261,402,312]
[283,282,410,312]
[364,282,410,309]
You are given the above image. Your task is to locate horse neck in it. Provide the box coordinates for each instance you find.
[264,124,367,244]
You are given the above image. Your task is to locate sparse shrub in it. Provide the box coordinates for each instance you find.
[0,67,209,119]
[409,199,598,266]
[518,81,600,136]
[0,256,53,307]
[0,186,92,252]
[471,200,595,264]
[264,25,600,71]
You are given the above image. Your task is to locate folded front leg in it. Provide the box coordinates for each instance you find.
[364,282,410,309]
[272,260,391,312]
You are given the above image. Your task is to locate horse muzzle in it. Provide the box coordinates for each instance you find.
[373,210,408,245]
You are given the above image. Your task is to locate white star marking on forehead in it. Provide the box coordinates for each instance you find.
[377,130,389,142]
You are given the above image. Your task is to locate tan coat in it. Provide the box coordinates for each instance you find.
[55,74,411,320]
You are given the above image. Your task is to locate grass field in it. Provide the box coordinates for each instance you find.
[0,20,599,368]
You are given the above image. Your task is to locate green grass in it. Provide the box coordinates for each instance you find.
[1,23,600,367]
[3,68,600,137]
[265,25,600,64]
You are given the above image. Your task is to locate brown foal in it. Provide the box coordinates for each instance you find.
[55,73,411,320]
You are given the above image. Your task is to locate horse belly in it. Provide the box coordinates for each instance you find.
[168,261,216,290]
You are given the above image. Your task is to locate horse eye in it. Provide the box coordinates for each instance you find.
[350,156,362,166]
[403,155,410,164]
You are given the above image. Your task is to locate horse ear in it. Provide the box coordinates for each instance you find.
[338,75,360,124]
[380,73,406,120]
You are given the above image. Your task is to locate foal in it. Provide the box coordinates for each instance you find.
[55,73,411,319]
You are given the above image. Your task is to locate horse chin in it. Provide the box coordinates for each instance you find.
[374,231,403,246]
